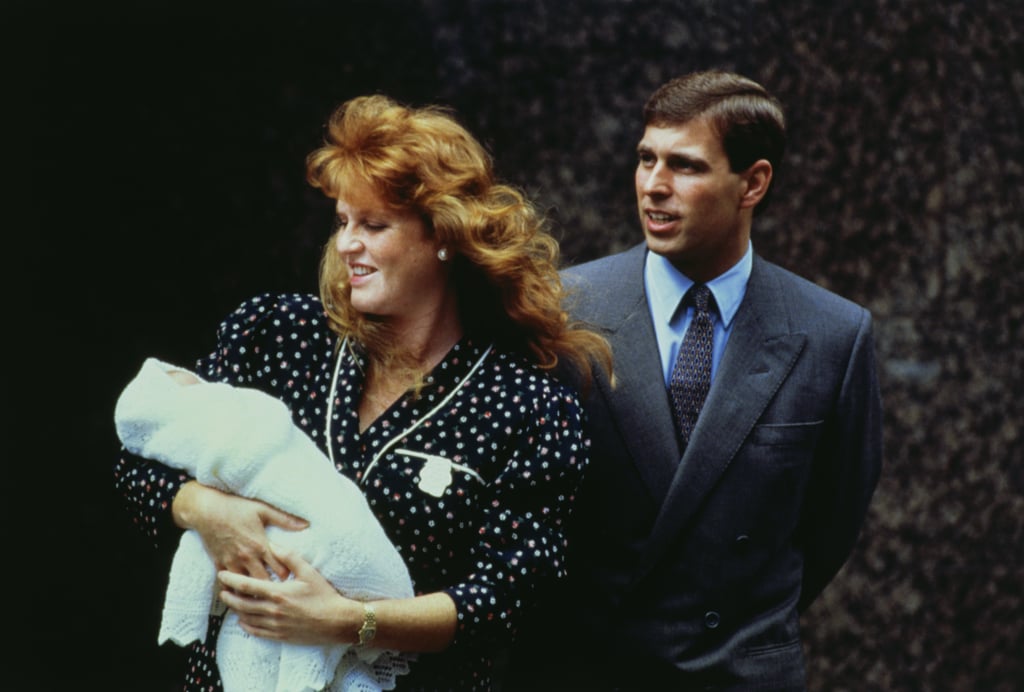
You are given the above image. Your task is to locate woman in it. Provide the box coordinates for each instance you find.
[114,94,611,691]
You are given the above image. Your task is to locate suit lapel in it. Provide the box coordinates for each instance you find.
[579,245,681,504]
[602,296,682,504]
[633,257,807,581]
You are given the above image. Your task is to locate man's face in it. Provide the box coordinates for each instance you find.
[635,119,753,282]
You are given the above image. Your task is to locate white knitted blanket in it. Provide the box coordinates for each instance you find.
[115,358,414,692]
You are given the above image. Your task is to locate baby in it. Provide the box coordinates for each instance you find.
[115,358,414,692]
[166,368,202,386]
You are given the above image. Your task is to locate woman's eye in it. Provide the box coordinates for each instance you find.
[332,217,348,231]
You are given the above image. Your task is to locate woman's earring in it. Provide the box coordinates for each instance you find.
[437,248,449,261]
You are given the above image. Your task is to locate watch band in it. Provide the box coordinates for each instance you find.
[357,602,377,646]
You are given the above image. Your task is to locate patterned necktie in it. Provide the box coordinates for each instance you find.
[669,284,715,444]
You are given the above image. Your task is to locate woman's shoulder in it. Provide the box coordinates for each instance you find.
[199,293,336,384]
[225,292,325,321]
[211,292,335,356]
[487,347,583,410]
[217,292,331,338]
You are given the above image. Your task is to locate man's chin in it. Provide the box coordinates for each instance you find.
[643,233,683,258]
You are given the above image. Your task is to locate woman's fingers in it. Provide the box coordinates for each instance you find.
[218,570,293,642]
[175,482,308,582]
[218,540,273,580]
[217,555,353,645]
[219,571,271,608]
[261,505,309,531]
[268,542,299,572]
[242,554,274,581]
[218,569,256,595]
[255,507,307,579]
[262,551,291,581]
[269,542,324,583]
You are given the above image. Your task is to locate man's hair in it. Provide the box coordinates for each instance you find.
[644,70,786,210]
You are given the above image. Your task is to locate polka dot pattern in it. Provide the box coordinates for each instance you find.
[113,293,590,691]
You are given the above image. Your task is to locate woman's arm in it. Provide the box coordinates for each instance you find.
[218,544,457,651]
[438,382,589,650]
[173,480,308,581]
[114,449,191,551]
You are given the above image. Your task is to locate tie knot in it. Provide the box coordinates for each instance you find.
[687,284,712,313]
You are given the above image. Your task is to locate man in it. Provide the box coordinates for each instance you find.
[509,70,882,690]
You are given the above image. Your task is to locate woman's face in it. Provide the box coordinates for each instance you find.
[333,184,453,329]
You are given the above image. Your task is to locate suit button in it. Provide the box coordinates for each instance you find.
[704,611,720,629]
[735,534,751,551]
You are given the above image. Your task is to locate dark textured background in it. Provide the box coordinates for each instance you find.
[14,0,1021,689]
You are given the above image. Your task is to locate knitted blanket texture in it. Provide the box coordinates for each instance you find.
[115,358,414,692]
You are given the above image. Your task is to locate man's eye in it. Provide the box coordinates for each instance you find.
[638,152,655,165]
[668,160,697,173]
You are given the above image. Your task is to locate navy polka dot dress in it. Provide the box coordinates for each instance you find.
[114,293,590,691]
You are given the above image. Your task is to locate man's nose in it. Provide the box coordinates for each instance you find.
[641,163,670,195]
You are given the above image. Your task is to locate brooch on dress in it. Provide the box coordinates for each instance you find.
[417,456,454,497]
[396,449,486,498]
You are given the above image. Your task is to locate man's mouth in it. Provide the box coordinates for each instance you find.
[646,211,677,223]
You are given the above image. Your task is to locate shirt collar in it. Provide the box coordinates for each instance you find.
[644,242,753,330]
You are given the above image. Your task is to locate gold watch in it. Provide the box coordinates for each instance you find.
[357,602,377,646]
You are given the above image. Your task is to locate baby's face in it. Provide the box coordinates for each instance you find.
[167,370,200,386]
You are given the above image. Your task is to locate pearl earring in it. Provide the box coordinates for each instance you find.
[437,248,449,261]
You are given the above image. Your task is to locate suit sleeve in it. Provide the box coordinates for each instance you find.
[797,307,883,610]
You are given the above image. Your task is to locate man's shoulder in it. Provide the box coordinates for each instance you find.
[754,257,871,327]
[561,244,646,321]
[563,243,645,282]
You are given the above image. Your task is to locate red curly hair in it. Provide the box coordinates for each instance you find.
[306,94,610,386]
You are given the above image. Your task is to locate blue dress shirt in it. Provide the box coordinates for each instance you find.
[644,243,753,386]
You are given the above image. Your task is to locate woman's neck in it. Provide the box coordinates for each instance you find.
[396,320,464,374]
[385,292,464,373]
[357,309,463,434]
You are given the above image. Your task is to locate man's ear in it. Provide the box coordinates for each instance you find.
[739,159,773,209]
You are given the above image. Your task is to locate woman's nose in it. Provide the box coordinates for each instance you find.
[335,229,362,254]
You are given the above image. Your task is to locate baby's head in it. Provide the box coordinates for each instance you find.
[167,369,201,386]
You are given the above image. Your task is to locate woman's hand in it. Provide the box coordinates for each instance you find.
[218,544,360,645]
[221,544,460,651]
[172,481,308,580]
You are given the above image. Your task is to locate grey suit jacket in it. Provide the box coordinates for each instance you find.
[510,244,882,691]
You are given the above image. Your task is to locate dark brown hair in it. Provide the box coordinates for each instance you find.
[645,70,786,210]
